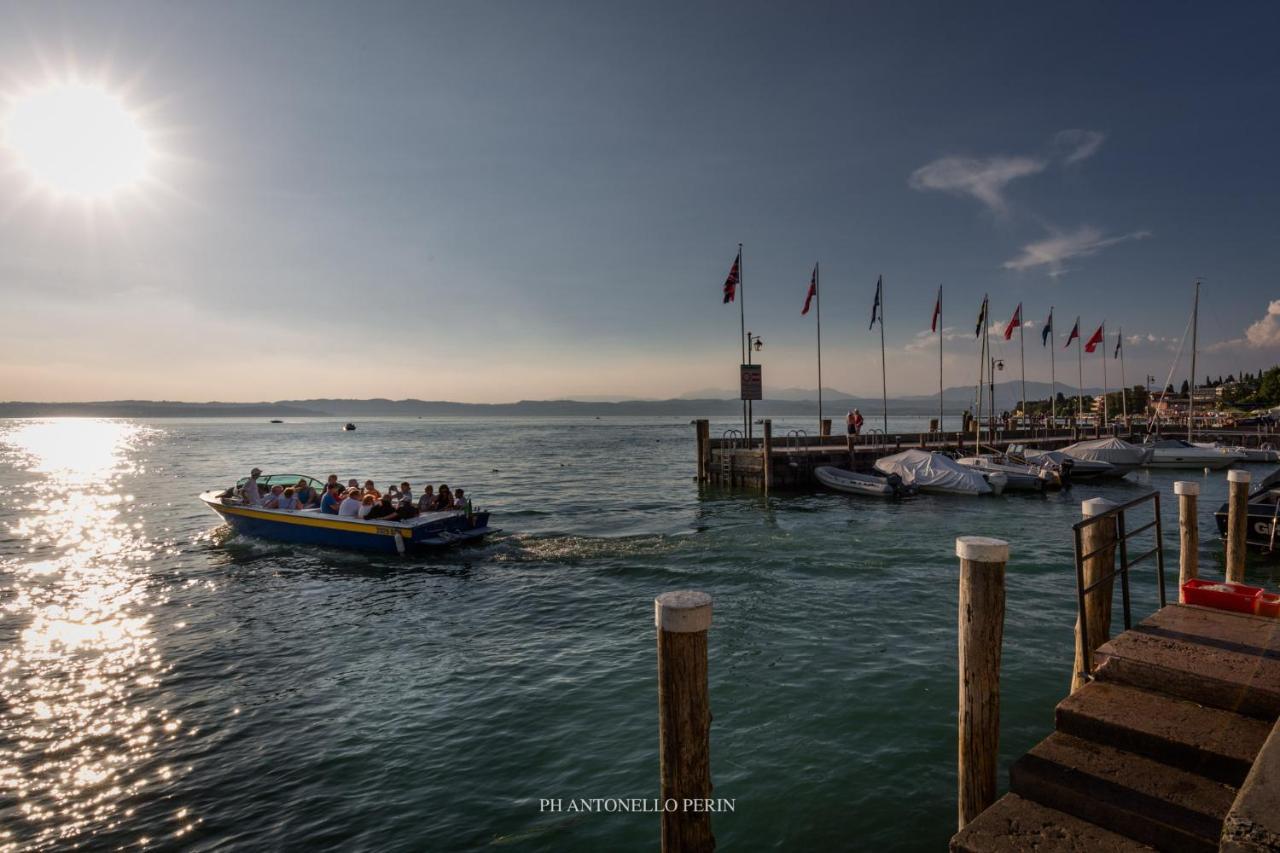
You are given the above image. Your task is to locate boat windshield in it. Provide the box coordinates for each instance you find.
[235,474,325,490]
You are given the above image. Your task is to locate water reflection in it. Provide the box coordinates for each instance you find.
[0,420,182,849]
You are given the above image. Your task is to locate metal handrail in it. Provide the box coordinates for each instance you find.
[1072,490,1165,683]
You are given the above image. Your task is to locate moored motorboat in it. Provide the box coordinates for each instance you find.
[815,465,913,498]
[1193,442,1277,463]
[955,455,1058,492]
[1143,438,1241,470]
[1014,447,1115,482]
[1059,437,1149,477]
[874,449,1006,496]
[342,423,357,431]
[200,473,495,554]
[1213,467,1280,553]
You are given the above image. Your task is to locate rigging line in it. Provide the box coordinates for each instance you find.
[1149,308,1196,432]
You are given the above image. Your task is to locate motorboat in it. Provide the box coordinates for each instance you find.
[200,473,495,554]
[269,419,284,424]
[1143,439,1241,470]
[1058,437,1150,477]
[874,449,1006,496]
[342,423,357,431]
[1193,442,1278,463]
[955,455,1058,492]
[815,465,913,498]
[1013,446,1116,482]
[1214,467,1280,553]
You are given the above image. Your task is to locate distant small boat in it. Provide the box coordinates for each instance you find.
[269,419,284,424]
[815,465,912,498]
[342,423,357,431]
[874,449,1006,496]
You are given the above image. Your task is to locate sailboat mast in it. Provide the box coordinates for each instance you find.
[879,275,888,434]
[1189,280,1199,442]
[1076,317,1084,430]
[815,263,823,435]
[1049,307,1057,427]
[938,286,944,433]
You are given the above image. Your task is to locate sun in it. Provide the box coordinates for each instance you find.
[3,81,152,199]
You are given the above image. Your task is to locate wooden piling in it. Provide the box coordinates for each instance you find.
[761,419,772,494]
[1174,481,1199,601]
[655,591,715,853]
[1072,498,1116,693]
[1227,469,1251,583]
[694,420,710,482]
[956,535,1008,830]
[820,418,832,437]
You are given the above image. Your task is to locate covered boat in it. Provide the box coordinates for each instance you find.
[955,455,1058,492]
[874,449,1006,496]
[200,473,495,554]
[1213,468,1280,553]
[1143,439,1241,470]
[1193,442,1277,463]
[1015,447,1115,482]
[1059,437,1150,477]
[815,465,912,498]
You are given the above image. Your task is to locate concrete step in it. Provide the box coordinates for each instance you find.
[950,793,1154,852]
[1091,606,1280,720]
[1010,732,1236,852]
[1056,680,1270,786]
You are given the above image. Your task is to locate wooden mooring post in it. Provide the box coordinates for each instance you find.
[761,419,772,494]
[956,535,1008,830]
[1175,481,1199,601]
[820,418,832,437]
[1071,498,1116,693]
[655,591,715,853]
[1227,469,1251,583]
[693,420,710,482]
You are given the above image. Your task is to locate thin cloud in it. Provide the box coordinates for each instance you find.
[1002,226,1151,276]
[1054,129,1106,165]
[908,156,1046,214]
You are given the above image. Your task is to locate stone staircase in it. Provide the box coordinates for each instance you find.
[952,605,1280,852]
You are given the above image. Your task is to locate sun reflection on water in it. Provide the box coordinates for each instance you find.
[0,419,179,849]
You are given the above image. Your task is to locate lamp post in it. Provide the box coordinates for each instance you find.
[745,332,763,441]
[988,357,1004,434]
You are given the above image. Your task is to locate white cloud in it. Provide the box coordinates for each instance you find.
[1054,129,1106,165]
[908,156,1046,214]
[1002,226,1151,276]
[1246,300,1280,347]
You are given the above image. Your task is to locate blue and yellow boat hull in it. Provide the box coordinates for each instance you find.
[200,492,494,554]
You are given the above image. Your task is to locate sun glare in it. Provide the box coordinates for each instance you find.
[3,81,152,199]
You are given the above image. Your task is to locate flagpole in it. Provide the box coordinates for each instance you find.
[815,263,823,435]
[879,275,888,434]
[1101,322,1108,429]
[1119,327,1128,423]
[975,295,986,450]
[1049,307,1057,428]
[1076,316,1084,428]
[739,243,747,440]
[1018,308,1027,428]
[937,285,944,434]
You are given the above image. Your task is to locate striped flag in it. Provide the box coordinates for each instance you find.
[801,266,817,315]
[1041,309,1054,346]
[1065,318,1080,348]
[722,253,740,304]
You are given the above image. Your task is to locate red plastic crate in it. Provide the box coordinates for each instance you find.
[1257,593,1280,619]
[1182,579,1262,614]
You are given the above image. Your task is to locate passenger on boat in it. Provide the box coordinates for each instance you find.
[338,489,363,518]
[452,488,467,510]
[391,499,419,521]
[346,479,359,492]
[243,468,264,505]
[363,480,381,499]
[262,484,286,508]
[295,480,319,508]
[320,484,344,515]
[365,494,396,521]
[275,487,302,511]
[324,474,341,494]
[417,485,435,512]
[397,482,413,504]
[434,485,454,511]
[358,494,376,519]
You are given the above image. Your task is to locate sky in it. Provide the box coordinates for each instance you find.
[1,1,1278,403]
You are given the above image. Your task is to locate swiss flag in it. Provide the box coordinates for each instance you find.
[1084,324,1105,353]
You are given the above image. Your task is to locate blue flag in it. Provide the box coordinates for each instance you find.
[869,275,882,329]
[1041,309,1053,346]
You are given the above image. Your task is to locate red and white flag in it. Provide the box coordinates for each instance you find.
[801,265,817,315]
[1065,318,1080,348]
[722,252,740,304]
[1003,303,1022,341]
[1084,323,1105,353]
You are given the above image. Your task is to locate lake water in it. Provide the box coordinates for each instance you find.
[1,416,1274,851]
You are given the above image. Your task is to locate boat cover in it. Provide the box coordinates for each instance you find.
[874,449,991,494]
[1061,437,1151,466]
[1023,448,1115,471]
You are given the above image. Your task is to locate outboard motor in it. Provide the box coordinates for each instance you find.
[1059,458,1074,489]
[885,472,905,497]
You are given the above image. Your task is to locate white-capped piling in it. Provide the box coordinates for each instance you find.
[956,536,1008,830]
[1072,498,1116,693]
[1227,470,1251,583]
[1174,481,1199,600]
[655,591,715,853]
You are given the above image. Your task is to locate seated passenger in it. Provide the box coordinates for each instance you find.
[295,480,319,508]
[365,495,397,521]
[262,484,286,508]
[397,482,413,505]
[434,485,453,511]
[276,487,301,511]
[339,488,363,518]
[417,485,436,512]
[452,488,467,510]
[392,500,419,521]
[363,480,381,499]
[358,494,376,519]
[346,479,360,493]
[320,484,344,515]
[325,474,341,494]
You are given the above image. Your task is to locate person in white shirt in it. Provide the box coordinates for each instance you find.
[358,495,376,518]
[243,468,264,506]
[275,487,301,511]
[452,488,466,510]
[262,485,286,508]
[338,489,362,517]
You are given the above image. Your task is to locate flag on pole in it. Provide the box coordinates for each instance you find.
[1114,329,1123,359]
[931,287,941,332]
[722,253,740,304]
[869,275,882,329]
[1003,303,1022,341]
[1065,318,1080,348]
[974,295,988,337]
[801,266,817,315]
[1041,310,1054,346]
[1084,324,1105,353]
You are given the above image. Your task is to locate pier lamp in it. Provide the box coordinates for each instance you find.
[745,332,764,363]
